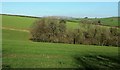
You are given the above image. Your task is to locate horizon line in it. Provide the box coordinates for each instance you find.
[0,13,118,18]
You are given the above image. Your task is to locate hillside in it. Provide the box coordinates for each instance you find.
[67,17,119,27]
[1,14,38,30]
[2,14,119,29]
[2,14,120,69]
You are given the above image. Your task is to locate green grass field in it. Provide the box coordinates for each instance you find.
[99,17,119,26]
[2,15,79,29]
[2,15,37,30]
[2,15,120,69]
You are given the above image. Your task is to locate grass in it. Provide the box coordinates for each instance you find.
[68,17,119,27]
[2,15,38,30]
[2,29,119,68]
[99,17,119,26]
[2,14,79,29]
[2,14,120,69]
[66,21,79,29]
[2,15,119,30]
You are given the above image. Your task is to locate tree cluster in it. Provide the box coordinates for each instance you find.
[30,17,120,47]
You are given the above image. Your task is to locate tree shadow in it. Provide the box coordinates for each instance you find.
[2,64,11,70]
[73,55,120,70]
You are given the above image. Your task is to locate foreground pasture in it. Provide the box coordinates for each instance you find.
[2,29,119,69]
[2,14,120,69]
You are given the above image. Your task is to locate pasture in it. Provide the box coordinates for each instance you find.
[2,14,120,69]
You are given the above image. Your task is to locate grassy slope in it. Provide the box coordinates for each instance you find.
[2,15,119,30]
[2,29,119,68]
[89,17,119,26]
[70,17,119,27]
[99,17,118,26]
[2,15,79,29]
[2,15,119,68]
[2,15,38,30]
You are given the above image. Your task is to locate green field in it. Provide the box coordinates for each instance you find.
[100,17,119,26]
[2,15,119,30]
[2,15,79,29]
[2,15,120,69]
[2,15,37,30]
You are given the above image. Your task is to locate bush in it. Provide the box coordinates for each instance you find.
[30,17,119,47]
[30,17,66,43]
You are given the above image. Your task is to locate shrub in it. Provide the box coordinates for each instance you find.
[30,17,119,47]
[30,17,66,43]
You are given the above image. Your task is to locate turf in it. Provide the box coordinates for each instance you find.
[2,15,38,30]
[2,15,119,30]
[2,14,120,69]
[2,29,119,68]
[66,21,79,29]
[99,17,119,26]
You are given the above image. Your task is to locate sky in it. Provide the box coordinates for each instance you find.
[1,2,118,18]
[1,0,119,2]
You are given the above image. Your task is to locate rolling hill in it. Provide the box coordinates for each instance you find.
[1,14,120,69]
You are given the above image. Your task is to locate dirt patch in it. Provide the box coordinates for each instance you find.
[2,27,29,32]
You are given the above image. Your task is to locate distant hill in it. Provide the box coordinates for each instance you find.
[1,14,41,18]
[1,14,119,28]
